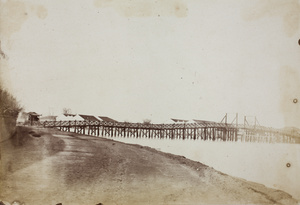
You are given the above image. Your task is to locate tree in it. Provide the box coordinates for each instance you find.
[143,119,151,125]
[0,85,22,117]
[62,108,72,115]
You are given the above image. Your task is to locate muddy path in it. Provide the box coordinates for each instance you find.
[0,127,298,205]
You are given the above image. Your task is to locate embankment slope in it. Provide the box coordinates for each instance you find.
[0,127,298,205]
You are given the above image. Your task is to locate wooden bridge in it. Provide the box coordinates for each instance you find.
[42,118,298,143]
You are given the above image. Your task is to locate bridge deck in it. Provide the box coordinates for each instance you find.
[42,120,297,143]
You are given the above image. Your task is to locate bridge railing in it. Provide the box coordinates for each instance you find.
[42,120,239,129]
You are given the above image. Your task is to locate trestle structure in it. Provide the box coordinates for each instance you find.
[42,120,297,143]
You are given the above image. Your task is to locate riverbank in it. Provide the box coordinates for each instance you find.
[0,127,298,204]
[112,136,300,201]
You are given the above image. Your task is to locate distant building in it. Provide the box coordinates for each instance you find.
[56,114,84,121]
[79,114,101,121]
[171,118,189,123]
[16,112,28,124]
[63,113,76,117]
[51,114,118,122]
[98,116,118,122]
[27,112,41,125]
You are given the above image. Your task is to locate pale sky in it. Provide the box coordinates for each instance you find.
[1,0,300,128]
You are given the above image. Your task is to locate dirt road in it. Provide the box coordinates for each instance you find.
[0,127,298,205]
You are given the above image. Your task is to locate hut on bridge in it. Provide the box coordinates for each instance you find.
[171,118,190,123]
[56,114,84,121]
[98,116,118,122]
[79,114,101,122]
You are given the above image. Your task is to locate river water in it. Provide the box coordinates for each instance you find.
[104,136,300,201]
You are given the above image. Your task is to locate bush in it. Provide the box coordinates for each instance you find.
[0,85,22,117]
[143,119,151,125]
